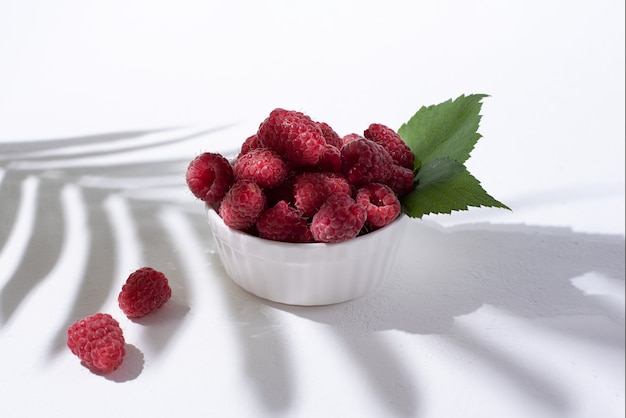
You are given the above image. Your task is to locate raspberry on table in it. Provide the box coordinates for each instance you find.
[310,194,367,243]
[356,183,401,229]
[293,172,352,218]
[340,137,394,186]
[219,179,267,230]
[256,200,313,243]
[257,108,327,166]
[363,123,415,169]
[67,313,126,373]
[118,267,172,318]
[233,148,288,189]
[186,152,235,205]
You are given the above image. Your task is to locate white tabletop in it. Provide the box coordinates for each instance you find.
[0,1,624,417]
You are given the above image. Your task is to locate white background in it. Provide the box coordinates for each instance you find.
[0,1,624,417]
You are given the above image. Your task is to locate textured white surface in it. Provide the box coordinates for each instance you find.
[0,1,624,417]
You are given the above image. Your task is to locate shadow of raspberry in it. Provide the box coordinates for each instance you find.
[103,344,145,383]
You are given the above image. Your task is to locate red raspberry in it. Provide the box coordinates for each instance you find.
[316,121,343,148]
[256,200,313,243]
[118,267,172,318]
[257,108,327,166]
[356,183,401,229]
[219,180,267,230]
[293,172,352,217]
[233,148,288,189]
[364,123,415,169]
[239,134,262,156]
[265,172,297,207]
[186,152,235,205]
[67,313,126,373]
[315,145,342,172]
[310,194,366,243]
[342,133,363,144]
[340,138,394,186]
[384,164,415,197]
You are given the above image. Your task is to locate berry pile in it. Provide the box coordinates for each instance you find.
[186,108,415,243]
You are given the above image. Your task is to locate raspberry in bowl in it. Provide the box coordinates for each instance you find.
[187,108,414,305]
[187,99,509,305]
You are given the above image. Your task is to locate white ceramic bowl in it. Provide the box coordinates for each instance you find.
[206,205,409,305]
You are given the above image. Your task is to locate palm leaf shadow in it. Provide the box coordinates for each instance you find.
[0,126,234,355]
[0,175,64,323]
[0,129,173,155]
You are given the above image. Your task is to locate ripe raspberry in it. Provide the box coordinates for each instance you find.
[265,172,297,207]
[219,180,267,230]
[310,194,366,243]
[315,145,342,172]
[364,123,415,169]
[233,148,288,189]
[340,138,394,186]
[342,133,363,144]
[239,134,262,156]
[384,164,415,197]
[356,183,401,229]
[118,267,172,318]
[293,172,352,217]
[67,313,125,373]
[257,108,327,166]
[316,121,343,148]
[186,152,235,205]
[256,200,313,243]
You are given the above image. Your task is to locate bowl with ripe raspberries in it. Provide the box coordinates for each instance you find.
[186,96,509,305]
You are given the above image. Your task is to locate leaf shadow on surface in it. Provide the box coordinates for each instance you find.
[0,129,175,155]
[1,129,623,416]
[0,128,298,413]
[208,247,296,414]
[0,176,65,324]
[0,127,231,353]
[269,220,625,416]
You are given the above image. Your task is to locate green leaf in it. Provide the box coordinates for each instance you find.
[398,94,488,170]
[401,158,510,219]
